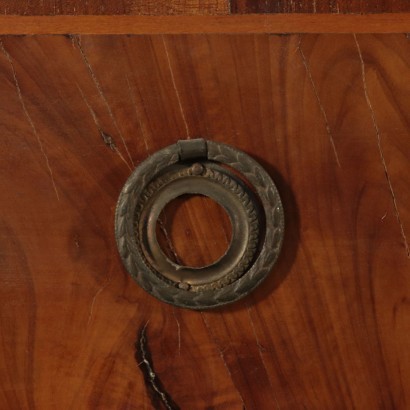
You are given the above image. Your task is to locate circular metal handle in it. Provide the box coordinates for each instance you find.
[115,139,284,310]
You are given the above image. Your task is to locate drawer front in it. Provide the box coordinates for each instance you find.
[0,33,409,409]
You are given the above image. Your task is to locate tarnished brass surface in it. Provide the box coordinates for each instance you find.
[115,139,284,309]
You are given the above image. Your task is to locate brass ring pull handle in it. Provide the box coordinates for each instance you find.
[115,139,284,310]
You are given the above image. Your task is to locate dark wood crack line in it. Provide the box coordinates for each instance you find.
[135,324,180,410]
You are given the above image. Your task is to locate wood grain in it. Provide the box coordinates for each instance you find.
[232,0,410,13]
[1,14,410,34]
[1,0,410,15]
[0,33,409,409]
[157,195,232,267]
[0,0,229,15]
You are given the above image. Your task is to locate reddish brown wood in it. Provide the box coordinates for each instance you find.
[0,33,409,409]
[0,0,229,15]
[232,0,410,13]
[157,195,232,267]
[1,14,410,34]
[1,0,410,15]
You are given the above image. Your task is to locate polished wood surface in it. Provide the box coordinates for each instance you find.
[232,0,410,13]
[1,14,410,34]
[0,0,229,15]
[0,34,409,409]
[1,0,410,15]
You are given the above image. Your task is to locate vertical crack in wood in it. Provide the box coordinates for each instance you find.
[354,34,410,259]
[0,39,60,201]
[298,35,341,168]
[75,83,132,170]
[135,323,180,410]
[71,35,135,168]
[87,276,112,326]
[172,308,182,356]
[157,216,182,264]
[247,306,281,410]
[162,35,191,140]
[200,312,248,409]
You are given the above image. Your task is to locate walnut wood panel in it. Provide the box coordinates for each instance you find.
[231,0,410,13]
[0,0,229,15]
[2,15,410,35]
[0,34,409,409]
[2,0,410,15]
